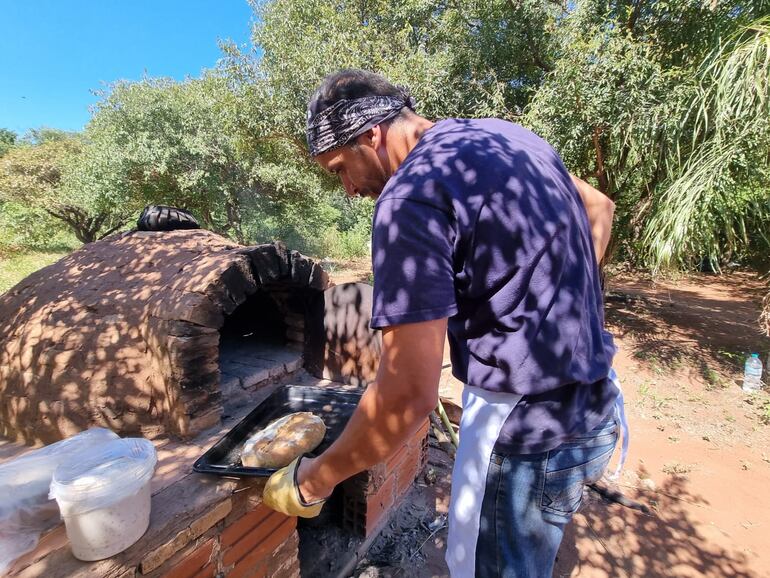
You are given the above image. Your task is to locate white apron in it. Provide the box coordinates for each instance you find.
[445,385,522,578]
[445,370,629,577]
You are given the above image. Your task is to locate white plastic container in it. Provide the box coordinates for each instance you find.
[49,437,157,561]
[0,428,120,573]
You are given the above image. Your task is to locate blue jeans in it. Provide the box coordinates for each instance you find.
[475,414,618,578]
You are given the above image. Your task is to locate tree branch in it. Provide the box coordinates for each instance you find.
[98,220,127,239]
[506,0,553,73]
[627,0,644,34]
[592,126,610,195]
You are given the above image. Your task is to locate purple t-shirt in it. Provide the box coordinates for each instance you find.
[370,118,619,454]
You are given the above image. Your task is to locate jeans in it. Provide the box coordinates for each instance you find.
[475,414,619,578]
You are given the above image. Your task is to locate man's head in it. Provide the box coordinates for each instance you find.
[306,69,418,199]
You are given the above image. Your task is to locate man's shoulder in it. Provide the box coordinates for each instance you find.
[384,118,547,193]
[429,117,538,143]
[410,118,550,169]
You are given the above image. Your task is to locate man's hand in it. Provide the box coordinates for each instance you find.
[263,318,447,517]
[262,456,326,518]
[570,174,615,263]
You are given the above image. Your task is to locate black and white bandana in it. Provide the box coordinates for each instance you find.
[306,91,416,157]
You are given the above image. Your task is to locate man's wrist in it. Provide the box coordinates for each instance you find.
[296,456,334,504]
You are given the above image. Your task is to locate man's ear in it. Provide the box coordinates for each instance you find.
[358,126,382,150]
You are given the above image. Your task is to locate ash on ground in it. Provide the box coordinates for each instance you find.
[353,443,454,578]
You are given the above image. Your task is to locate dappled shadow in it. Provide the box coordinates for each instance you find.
[304,282,382,387]
[605,274,770,380]
[0,229,329,445]
[364,118,623,577]
[371,118,617,458]
[556,474,754,577]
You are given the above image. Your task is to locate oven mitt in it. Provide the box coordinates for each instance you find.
[262,456,325,518]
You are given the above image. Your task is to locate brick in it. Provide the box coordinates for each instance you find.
[342,470,396,537]
[396,444,424,498]
[221,504,273,547]
[224,482,266,526]
[414,419,430,445]
[224,481,266,525]
[192,568,216,578]
[0,228,272,442]
[284,357,302,373]
[141,530,192,574]
[223,511,293,567]
[341,462,387,499]
[189,499,232,538]
[385,419,428,469]
[186,406,222,436]
[231,561,266,578]
[386,442,409,470]
[285,329,304,343]
[284,314,304,329]
[161,539,214,578]
[289,251,313,286]
[141,499,231,574]
[308,262,329,291]
[227,521,297,578]
[261,530,300,578]
[248,242,290,285]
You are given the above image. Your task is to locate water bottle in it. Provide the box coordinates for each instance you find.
[742,353,763,392]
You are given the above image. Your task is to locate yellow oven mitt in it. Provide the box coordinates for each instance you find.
[262,456,325,518]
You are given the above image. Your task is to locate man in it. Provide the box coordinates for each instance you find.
[264,69,621,578]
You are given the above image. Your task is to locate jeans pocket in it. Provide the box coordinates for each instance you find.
[540,446,615,523]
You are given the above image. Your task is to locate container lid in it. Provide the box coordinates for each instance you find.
[49,438,157,506]
[751,353,759,358]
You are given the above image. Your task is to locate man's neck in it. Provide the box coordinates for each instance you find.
[386,116,435,176]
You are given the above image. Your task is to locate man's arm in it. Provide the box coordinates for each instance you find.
[296,317,447,502]
[570,174,615,263]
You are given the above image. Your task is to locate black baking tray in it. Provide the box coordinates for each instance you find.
[193,385,363,477]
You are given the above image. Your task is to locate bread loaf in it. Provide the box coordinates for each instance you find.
[241,412,326,469]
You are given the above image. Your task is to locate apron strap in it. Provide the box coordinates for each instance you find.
[607,368,629,481]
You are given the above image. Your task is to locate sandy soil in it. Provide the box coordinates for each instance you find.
[330,265,770,578]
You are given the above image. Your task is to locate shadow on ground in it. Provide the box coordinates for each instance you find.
[605,273,770,382]
[556,473,754,578]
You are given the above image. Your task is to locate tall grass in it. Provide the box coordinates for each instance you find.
[643,17,770,271]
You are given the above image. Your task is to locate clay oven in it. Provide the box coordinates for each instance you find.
[0,229,330,444]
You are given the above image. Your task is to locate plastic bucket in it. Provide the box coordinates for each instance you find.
[49,438,157,561]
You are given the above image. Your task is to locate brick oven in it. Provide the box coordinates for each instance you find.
[0,229,329,443]
[1,229,430,578]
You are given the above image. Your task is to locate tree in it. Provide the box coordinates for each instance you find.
[210,0,572,254]
[240,0,568,143]
[23,127,77,145]
[0,129,16,157]
[642,16,770,270]
[0,133,125,243]
[524,5,770,269]
[77,74,274,243]
[66,62,374,256]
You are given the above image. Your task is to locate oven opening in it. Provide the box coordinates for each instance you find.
[218,288,302,411]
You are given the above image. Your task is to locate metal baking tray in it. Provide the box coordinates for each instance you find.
[192,385,363,477]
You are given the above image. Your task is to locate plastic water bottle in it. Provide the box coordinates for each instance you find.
[742,353,763,392]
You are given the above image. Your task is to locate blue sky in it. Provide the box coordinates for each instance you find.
[0,1,254,135]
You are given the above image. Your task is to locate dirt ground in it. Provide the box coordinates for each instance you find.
[329,264,770,578]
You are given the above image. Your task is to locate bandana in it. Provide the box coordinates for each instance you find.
[306,91,416,157]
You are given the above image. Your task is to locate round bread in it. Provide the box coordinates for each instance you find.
[241,412,326,469]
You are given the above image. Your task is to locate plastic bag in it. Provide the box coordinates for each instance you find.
[0,428,119,573]
[50,437,157,517]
